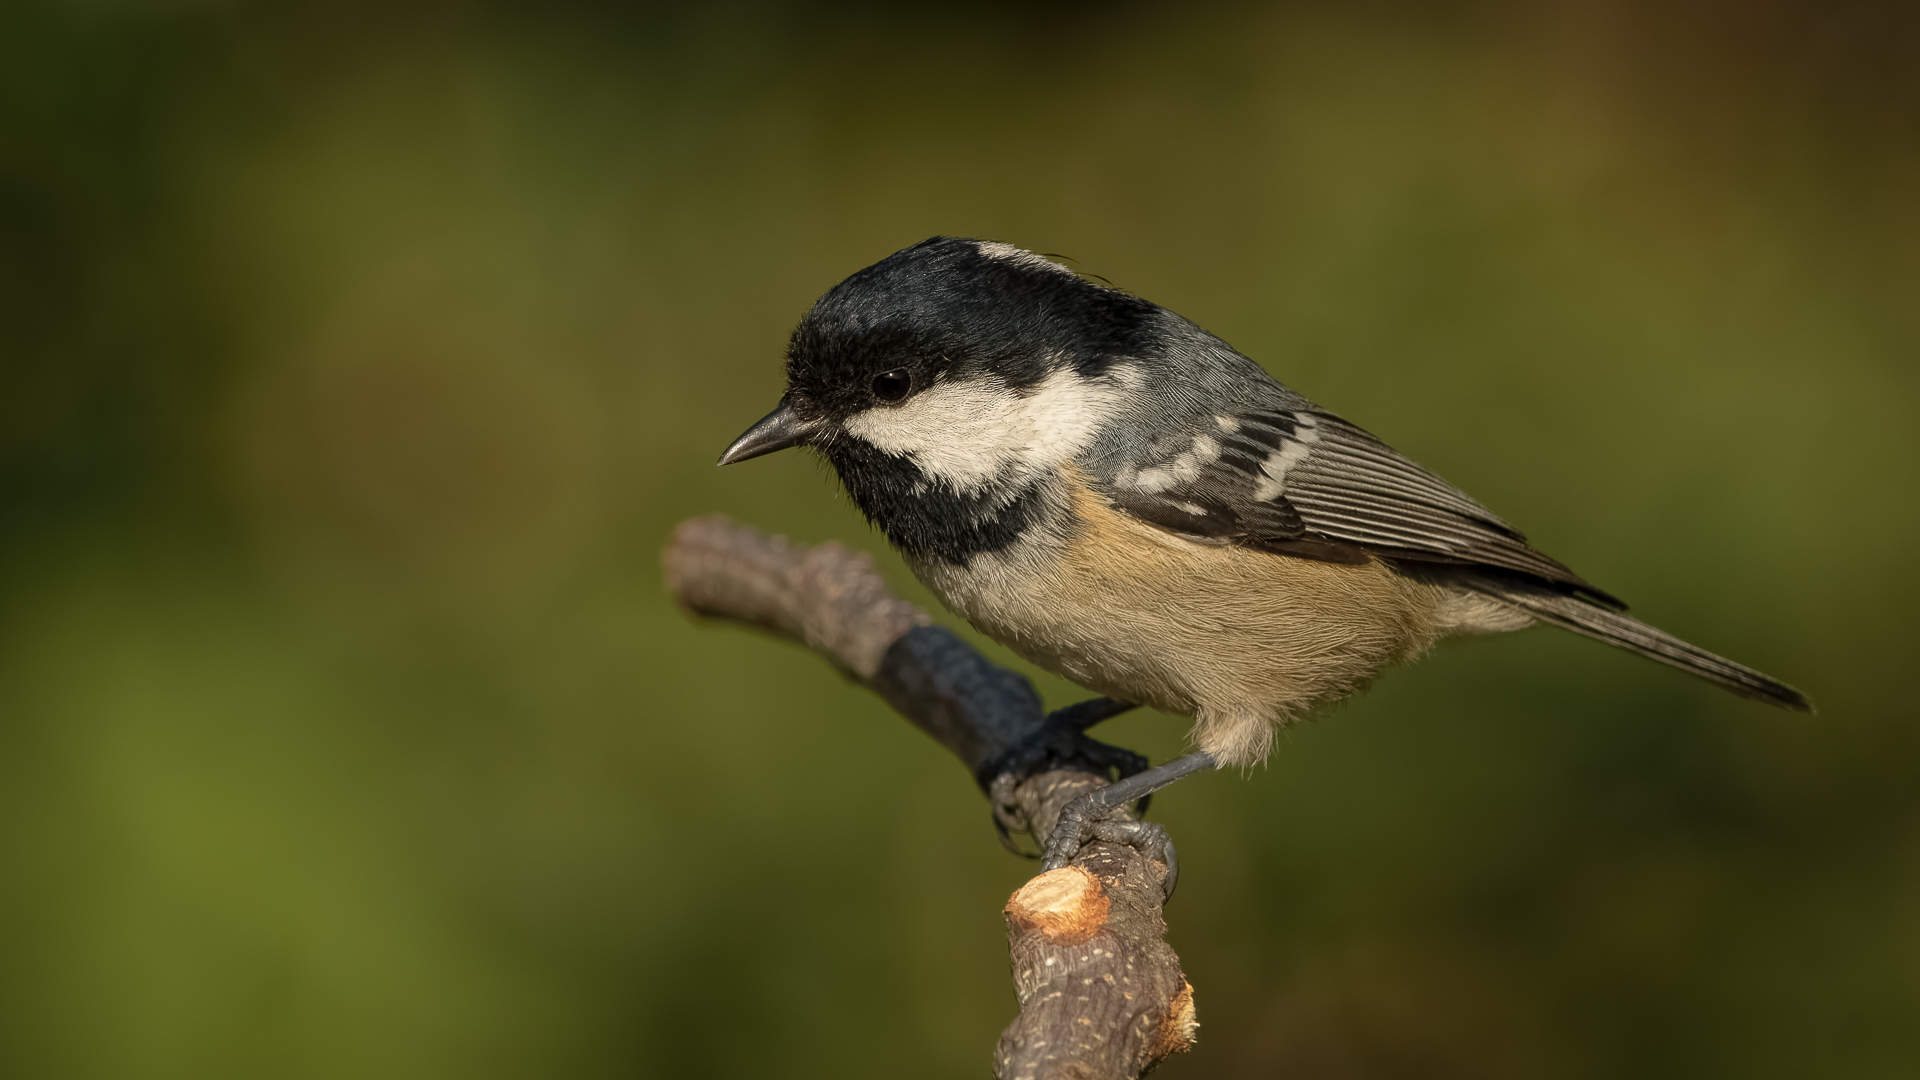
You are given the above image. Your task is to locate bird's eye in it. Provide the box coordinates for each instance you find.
[871,368,912,403]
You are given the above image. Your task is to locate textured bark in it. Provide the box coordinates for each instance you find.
[664,515,1196,1078]
[663,514,929,681]
[996,772,1198,1079]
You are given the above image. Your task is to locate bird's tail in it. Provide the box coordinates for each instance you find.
[1472,579,1813,712]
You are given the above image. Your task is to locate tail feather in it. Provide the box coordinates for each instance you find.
[1476,581,1813,712]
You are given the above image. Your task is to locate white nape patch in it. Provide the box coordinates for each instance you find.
[1130,434,1222,494]
[1214,415,1240,434]
[845,364,1138,493]
[1249,415,1320,502]
[974,241,1078,277]
[1108,363,1148,391]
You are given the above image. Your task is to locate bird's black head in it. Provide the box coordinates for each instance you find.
[719,238,1160,466]
[719,237,1164,562]
[783,236,1156,423]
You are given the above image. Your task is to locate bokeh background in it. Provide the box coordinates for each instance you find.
[3,1,1918,1076]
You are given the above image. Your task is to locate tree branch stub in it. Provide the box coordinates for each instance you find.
[664,515,1196,1079]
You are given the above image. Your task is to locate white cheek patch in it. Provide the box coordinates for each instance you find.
[844,364,1137,493]
[1249,415,1319,502]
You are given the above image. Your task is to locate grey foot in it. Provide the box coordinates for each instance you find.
[1031,750,1219,901]
[984,697,1153,859]
[1040,796,1181,899]
[976,697,1147,795]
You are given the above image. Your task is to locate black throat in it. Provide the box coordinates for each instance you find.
[820,438,1056,567]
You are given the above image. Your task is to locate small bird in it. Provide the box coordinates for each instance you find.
[721,236,1811,876]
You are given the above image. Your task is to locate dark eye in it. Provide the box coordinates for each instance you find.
[870,368,912,403]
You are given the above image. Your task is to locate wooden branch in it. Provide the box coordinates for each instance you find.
[663,513,930,682]
[664,515,1197,1079]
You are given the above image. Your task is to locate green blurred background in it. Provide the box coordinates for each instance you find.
[3,1,1917,1076]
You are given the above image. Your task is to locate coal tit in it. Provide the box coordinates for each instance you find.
[721,237,1811,870]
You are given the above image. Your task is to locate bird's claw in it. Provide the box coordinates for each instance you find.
[1040,790,1181,899]
[983,697,1153,860]
[985,697,1188,897]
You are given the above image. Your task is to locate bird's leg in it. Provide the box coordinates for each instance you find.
[1040,696,1150,787]
[1045,695,1140,731]
[1039,751,1219,899]
[978,697,1146,794]
[983,697,1147,857]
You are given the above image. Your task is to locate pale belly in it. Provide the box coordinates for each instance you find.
[905,489,1466,765]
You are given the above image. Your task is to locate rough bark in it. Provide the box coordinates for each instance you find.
[663,515,1196,1078]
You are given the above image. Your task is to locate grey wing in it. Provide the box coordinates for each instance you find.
[1104,405,1621,607]
[1098,400,1821,710]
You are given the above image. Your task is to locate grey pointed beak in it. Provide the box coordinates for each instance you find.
[717,402,823,465]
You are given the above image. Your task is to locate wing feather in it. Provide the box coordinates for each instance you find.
[1101,403,1619,605]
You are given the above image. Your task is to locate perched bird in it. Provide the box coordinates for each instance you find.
[721,236,1810,875]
